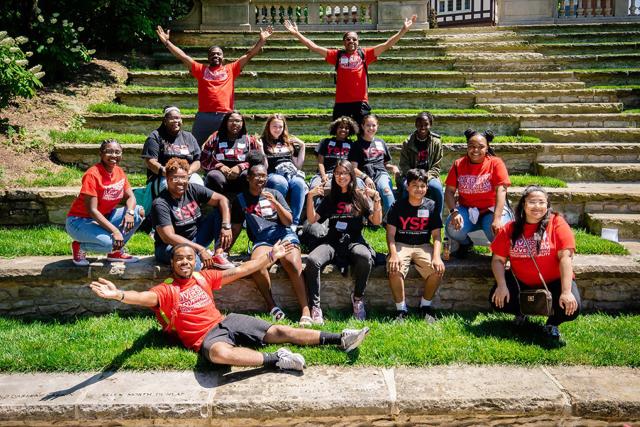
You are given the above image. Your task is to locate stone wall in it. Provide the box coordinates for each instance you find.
[0,255,638,318]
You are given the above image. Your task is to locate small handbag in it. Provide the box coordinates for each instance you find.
[512,239,554,317]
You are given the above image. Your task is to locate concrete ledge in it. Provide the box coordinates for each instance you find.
[0,253,638,317]
[0,366,638,423]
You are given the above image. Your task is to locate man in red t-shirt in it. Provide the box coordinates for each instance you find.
[90,242,369,371]
[284,16,417,125]
[156,25,273,144]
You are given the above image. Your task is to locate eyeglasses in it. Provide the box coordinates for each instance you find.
[170,176,188,183]
[525,200,547,207]
[334,172,350,177]
[102,150,122,155]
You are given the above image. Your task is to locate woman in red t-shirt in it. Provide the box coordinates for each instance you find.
[444,129,512,258]
[65,140,144,266]
[489,186,581,344]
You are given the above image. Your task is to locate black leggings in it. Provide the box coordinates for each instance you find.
[489,272,582,326]
[205,169,248,195]
[304,241,373,308]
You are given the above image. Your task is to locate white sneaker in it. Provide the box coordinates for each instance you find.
[275,347,306,371]
[340,327,370,352]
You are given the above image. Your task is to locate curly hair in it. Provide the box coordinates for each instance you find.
[328,116,359,138]
[165,157,190,176]
[511,185,552,254]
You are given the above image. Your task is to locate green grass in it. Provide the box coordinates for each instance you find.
[15,165,146,188]
[51,128,541,146]
[570,68,640,73]
[0,311,637,372]
[0,224,627,258]
[623,108,640,114]
[509,174,567,188]
[89,103,490,116]
[590,85,640,90]
[123,85,475,93]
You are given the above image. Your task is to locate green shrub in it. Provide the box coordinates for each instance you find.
[0,31,43,109]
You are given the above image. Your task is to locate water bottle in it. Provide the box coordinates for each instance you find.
[443,237,450,261]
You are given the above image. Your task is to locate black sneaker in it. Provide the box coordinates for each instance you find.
[395,310,409,322]
[420,306,437,324]
[513,314,529,326]
[544,324,565,346]
[452,242,473,259]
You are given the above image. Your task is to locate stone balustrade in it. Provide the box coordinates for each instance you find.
[557,0,614,18]
[253,1,376,26]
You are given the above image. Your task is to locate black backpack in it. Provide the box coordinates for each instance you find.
[334,48,368,88]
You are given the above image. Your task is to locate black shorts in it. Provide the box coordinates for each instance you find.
[200,313,273,362]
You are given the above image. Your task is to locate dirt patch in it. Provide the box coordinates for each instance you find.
[0,59,128,188]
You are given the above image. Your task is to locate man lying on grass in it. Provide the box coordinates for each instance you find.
[90,241,368,371]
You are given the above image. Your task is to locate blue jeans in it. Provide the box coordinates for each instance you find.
[66,206,144,253]
[402,177,444,217]
[374,172,395,216]
[445,205,513,245]
[154,209,222,271]
[267,173,307,226]
[192,112,226,145]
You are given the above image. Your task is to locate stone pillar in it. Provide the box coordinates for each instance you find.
[614,0,630,15]
[496,0,556,25]
[200,0,252,30]
[376,0,429,29]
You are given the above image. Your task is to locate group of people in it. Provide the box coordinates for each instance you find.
[78,21,581,372]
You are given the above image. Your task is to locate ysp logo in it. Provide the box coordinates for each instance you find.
[398,216,429,231]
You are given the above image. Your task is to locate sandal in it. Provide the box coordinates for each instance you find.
[298,316,313,327]
[270,306,286,322]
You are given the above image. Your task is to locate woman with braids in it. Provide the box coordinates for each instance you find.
[309,116,359,191]
[304,160,383,323]
[200,111,261,195]
[259,114,307,230]
[66,139,144,266]
[444,129,512,258]
[489,186,580,344]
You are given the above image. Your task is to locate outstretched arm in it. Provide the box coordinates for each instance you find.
[284,20,328,57]
[220,240,293,286]
[373,15,416,57]
[156,25,194,69]
[90,277,159,307]
[237,26,273,68]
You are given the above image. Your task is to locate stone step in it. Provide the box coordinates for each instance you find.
[518,113,640,129]
[585,213,640,240]
[2,252,638,317]
[477,103,624,114]
[526,29,640,43]
[520,127,640,143]
[574,69,640,86]
[467,71,578,82]
[5,184,640,227]
[471,82,586,90]
[82,112,518,136]
[537,163,640,182]
[127,70,467,89]
[474,88,629,104]
[536,41,640,56]
[53,142,640,176]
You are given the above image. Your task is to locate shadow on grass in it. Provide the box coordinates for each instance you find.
[463,314,562,350]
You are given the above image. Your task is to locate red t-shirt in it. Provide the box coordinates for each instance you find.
[191,61,242,113]
[150,270,224,352]
[445,156,510,210]
[491,214,575,287]
[67,163,131,218]
[325,48,377,103]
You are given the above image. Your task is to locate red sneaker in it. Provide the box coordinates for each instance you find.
[106,250,139,263]
[71,241,89,266]
[211,253,234,270]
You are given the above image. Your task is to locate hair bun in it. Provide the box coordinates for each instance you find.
[464,128,476,140]
[483,129,495,142]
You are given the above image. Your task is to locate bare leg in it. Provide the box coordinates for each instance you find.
[263,324,321,345]
[280,248,311,318]
[423,273,442,300]
[250,246,277,310]
[207,342,264,366]
[388,271,405,304]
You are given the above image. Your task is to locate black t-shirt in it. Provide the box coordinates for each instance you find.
[142,128,201,182]
[386,197,442,246]
[349,136,391,180]
[415,138,430,171]
[264,140,296,173]
[231,188,290,242]
[151,184,213,247]
[316,191,371,243]
[315,138,352,174]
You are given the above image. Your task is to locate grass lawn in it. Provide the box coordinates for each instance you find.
[51,128,541,146]
[0,225,628,258]
[16,166,147,188]
[0,311,637,372]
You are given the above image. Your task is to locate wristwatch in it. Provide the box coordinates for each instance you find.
[222,223,232,230]
[449,208,458,214]
[126,209,135,216]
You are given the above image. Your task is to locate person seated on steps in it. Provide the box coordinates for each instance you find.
[489,185,581,346]
[90,242,369,372]
[304,160,382,324]
[258,114,307,232]
[229,164,312,327]
[283,15,416,125]
[386,169,445,323]
[151,157,234,270]
[156,25,273,145]
[398,111,444,217]
[200,111,261,197]
[66,139,144,266]
[349,114,399,217]
[444,129,513,258]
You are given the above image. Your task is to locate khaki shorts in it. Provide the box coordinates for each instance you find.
[387,243,436,279]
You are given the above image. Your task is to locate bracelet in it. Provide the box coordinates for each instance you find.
[119,290,125,302]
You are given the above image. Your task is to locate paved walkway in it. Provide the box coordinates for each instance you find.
[1,365,638,424]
